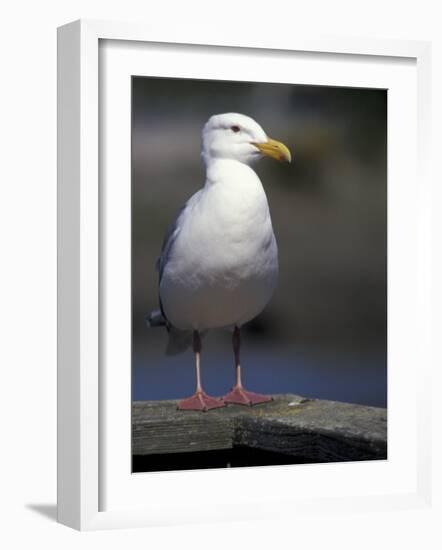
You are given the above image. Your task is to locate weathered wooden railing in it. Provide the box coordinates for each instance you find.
[132,394,387,470]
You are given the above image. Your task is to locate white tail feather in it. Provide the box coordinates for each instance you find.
[165,328,194,356]
[146,310,194,355]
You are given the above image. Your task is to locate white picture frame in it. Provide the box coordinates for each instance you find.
[57,19,432,531]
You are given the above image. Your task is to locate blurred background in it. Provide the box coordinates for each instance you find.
[132,77,387,408]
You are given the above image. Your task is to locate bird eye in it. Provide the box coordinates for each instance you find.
[231,125,240,133]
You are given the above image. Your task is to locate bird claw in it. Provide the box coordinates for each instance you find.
[223,386,273,406]
[177,391,225,412]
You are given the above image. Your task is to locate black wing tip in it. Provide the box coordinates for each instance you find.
[145,310,167,328]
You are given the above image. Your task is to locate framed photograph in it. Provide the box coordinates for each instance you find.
[57,19,432,530]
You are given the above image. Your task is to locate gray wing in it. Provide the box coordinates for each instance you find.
[155,209,185,329]
[156,205,185,281]
[156,190,202,281]
[156,190,202,329]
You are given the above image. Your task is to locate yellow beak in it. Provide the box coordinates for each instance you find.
[252,137,292,163]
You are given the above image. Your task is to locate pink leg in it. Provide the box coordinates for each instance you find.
[223,327,273,406]
[177,331,225,412]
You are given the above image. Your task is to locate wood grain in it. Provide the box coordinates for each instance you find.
[132,394,387,462]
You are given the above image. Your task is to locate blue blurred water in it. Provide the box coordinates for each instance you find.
[132,340,386,408]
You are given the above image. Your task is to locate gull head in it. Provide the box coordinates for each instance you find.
[201,113,292,166]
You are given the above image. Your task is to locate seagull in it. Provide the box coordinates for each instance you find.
[146,113,291,411]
